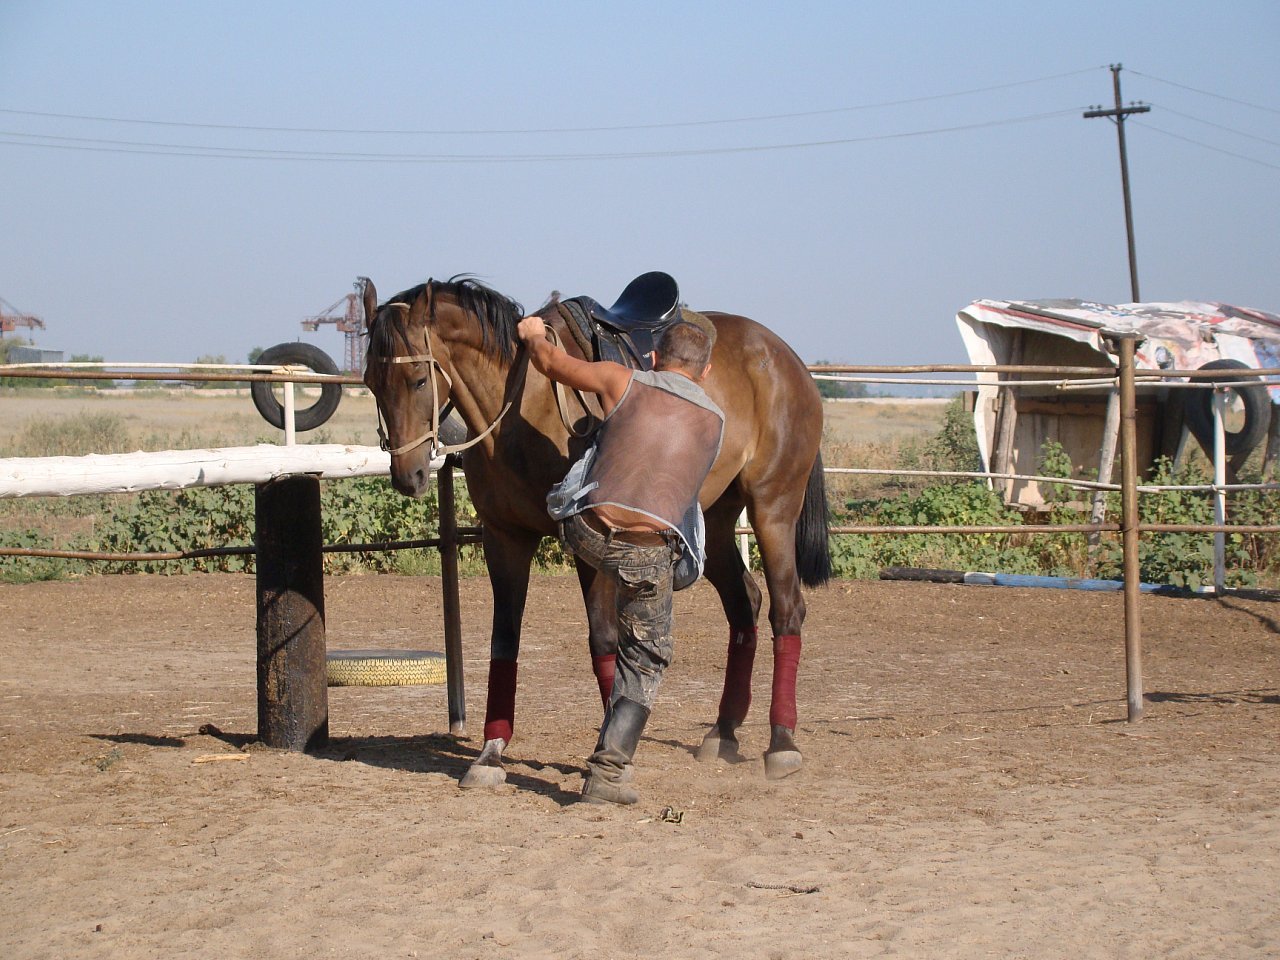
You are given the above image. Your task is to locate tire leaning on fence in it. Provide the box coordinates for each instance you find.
[1182,358,1272,458]
[250,342,343,432]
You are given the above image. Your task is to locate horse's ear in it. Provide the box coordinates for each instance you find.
[359,277,378,330]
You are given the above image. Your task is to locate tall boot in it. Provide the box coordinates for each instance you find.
[581,697,650,805]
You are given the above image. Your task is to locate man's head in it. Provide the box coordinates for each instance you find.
[654,319,715,381]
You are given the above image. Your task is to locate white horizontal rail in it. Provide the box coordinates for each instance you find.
[0,444,445,499]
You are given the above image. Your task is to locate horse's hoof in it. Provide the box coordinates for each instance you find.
[459,762,507,789]
[763,749,803,780]
[763,724,803,780]
[697,726,741,764]
[459,738,507,789]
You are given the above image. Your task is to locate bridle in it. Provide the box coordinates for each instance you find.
[367,301,530,458]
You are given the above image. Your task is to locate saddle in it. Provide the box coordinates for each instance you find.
[557,271,684,370]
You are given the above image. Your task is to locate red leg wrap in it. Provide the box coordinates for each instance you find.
[591,654,616,709]
[482,658,518,744]
[717,627,758,727]
[769,635,802,730]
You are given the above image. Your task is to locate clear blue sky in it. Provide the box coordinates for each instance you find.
[2,1,1277,369]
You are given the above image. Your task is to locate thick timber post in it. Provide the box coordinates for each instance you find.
[255,474,329,750]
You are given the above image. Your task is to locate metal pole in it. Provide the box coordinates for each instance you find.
[1116,335,1144,722]
[283,378,297,446]
[1213,390,1228,591]
[437,455,467,736]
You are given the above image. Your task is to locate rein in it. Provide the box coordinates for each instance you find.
[545,326,601,438]
[369,302,530,458]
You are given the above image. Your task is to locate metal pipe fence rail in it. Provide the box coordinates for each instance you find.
[5,354,1280,729]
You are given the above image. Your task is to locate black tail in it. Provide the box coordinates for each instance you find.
[796,451,832,587]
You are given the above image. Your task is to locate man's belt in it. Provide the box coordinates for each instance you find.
[582,510,672,547]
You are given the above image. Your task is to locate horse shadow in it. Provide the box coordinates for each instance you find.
[93,726,585,806]
[315,733,585,805]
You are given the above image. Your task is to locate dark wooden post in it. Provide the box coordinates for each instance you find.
[437,455,467,735]
[255,475,329,750]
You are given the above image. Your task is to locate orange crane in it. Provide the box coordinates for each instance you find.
[0,296,44,336]
[300,280,365,374]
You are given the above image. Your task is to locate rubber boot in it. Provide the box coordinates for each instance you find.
[581,697,650,806]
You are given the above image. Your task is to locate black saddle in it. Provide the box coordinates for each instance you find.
[559,271,684,370]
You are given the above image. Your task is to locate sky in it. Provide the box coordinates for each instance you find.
[1,1,1278,374]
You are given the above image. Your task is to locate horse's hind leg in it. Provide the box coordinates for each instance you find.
[752,511,807,781]
[697,496,762,764]
[576,557,620,711]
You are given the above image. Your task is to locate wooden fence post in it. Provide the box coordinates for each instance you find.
[255,474,329,750]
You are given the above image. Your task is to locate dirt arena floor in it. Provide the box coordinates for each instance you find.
[1,573,1277,959]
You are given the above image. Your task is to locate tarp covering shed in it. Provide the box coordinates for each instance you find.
[955,299,1279,508]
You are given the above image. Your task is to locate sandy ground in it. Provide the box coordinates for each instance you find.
[1,573,1277,959]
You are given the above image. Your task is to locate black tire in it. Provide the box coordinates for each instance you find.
[250,342,342,432]
[1182,359,1272,458]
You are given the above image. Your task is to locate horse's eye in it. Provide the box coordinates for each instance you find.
[414,376,429,391]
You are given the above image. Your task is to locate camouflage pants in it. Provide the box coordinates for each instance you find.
[561,512,681,710]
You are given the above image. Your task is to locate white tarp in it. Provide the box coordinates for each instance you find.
[956,299,1280,478]
[957,298,1280,380]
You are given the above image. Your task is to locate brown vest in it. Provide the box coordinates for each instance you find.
[583,370,723,531]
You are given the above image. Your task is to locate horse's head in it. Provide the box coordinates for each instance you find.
[362,278,456,497]
[362,275,525,497]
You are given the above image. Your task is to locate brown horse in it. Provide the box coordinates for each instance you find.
[361,276,830,785]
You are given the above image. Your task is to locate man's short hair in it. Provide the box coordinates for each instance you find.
[656,319,714,373]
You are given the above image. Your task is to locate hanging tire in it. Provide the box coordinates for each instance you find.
[250,342,343,432]
[1182,358,1272,458]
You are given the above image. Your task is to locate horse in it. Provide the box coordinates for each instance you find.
[361,275,830,785]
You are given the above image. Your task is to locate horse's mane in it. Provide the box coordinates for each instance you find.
[369,275,525,366]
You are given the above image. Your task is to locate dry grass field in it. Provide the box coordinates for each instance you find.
[0,387,951,459]
[0,387,382,452]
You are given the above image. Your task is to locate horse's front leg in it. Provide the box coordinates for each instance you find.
[459,523,541,790]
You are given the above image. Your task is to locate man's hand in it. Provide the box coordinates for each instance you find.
[517,315,547,343]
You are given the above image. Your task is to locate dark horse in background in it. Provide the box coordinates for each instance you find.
[361,275,830,785]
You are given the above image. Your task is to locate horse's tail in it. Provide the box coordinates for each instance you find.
[796,450,832,588]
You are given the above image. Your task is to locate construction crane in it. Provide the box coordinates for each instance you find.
[300,279,366,375]
[0,296,44,336]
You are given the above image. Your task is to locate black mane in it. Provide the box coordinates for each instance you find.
[369,276,524,366]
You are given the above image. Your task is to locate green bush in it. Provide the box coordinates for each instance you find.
[2,402,1276,588]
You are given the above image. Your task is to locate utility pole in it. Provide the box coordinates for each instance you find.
[1084,64,1150,303]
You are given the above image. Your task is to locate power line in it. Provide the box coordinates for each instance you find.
[1127,70,1280,116]
[1132,121,1280,171]
[0,108,1081,163]
[1155,105,1280,149]
[0,67,1102,136]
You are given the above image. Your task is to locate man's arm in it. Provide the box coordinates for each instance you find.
[517,315,632,414]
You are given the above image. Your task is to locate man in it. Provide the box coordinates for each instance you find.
[515,312,724,805]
